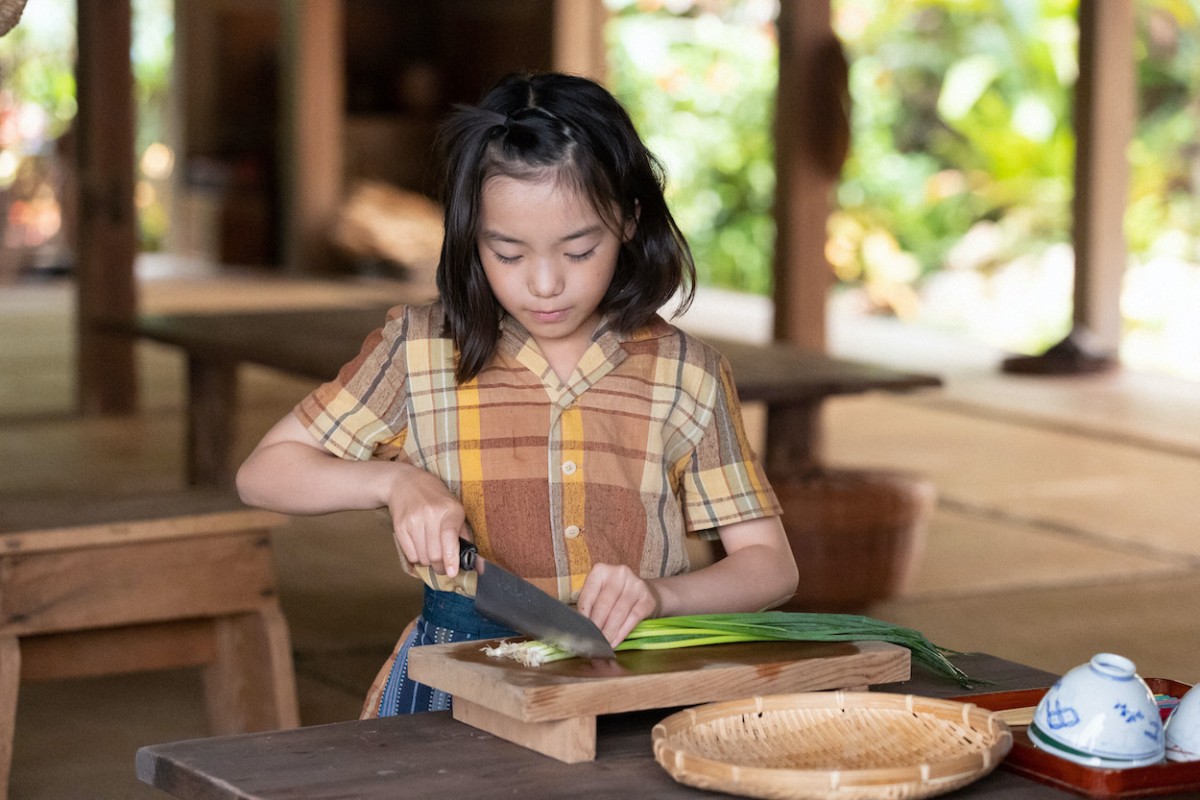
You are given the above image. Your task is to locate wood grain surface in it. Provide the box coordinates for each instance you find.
[408,638,911,722]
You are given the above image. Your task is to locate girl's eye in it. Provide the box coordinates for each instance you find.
[567,248,597,263]
[493,252,520,265]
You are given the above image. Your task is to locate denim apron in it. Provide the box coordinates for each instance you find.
[376,586,518,716]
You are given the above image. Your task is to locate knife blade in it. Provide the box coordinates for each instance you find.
[458,537,616,660]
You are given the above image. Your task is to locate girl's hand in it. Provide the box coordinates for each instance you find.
[386,464,469,578]
[576,563,661,647]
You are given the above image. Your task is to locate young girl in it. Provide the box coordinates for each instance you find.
[237,72,798,717]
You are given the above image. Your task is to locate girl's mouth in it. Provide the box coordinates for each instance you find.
[529,309,569,324]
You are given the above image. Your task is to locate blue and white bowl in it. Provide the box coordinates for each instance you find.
[1166,684,1200,762]
[1030,653,1164,769]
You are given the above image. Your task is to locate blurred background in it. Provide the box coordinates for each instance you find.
[3,2,1200,798]
[3,0,1198,377]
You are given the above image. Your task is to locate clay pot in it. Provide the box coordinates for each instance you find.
[774,468,935,612]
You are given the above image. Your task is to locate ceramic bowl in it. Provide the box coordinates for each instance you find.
[1165,684,1200,762]
[1029,653,1165,769]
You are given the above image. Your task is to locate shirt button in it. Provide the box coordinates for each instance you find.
[564,525,581,539]
[561,460,577,476]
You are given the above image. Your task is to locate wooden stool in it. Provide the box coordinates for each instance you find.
[0,490,300,797]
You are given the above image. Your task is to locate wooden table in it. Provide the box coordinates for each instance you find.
[116,305,941,487]
[137,653,1199,799]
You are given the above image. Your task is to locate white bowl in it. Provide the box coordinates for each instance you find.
[1166,684,1200,762]
[1031,653,1164,768]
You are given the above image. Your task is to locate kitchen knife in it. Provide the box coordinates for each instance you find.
[458,537,616,660]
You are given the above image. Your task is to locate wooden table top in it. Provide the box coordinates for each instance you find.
[136,653,1196,800]
[0,488,253,532]
[124,305,942,404]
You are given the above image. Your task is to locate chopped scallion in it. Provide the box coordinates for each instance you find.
[481,611,982,687]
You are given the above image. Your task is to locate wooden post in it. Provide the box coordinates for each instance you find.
[771,0,846,354]
[553,0,607,80]
[1002,0,1133,374]
[1071,0,1134,350]
[768,0,845,476]
[279,0,344,274]
[75,0,138,414]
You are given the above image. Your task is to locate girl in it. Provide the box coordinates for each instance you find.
[236,72,798,717]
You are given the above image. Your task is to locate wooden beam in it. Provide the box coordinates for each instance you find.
[279,0,344,274]
[1071,0,1134,349]
[552,0,607,81]
[772,0,846,352]
[75,0,138,414]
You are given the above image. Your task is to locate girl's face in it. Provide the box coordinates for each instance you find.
[477,175,626,373]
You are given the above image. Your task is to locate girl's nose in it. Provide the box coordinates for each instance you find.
[528,258,564,298]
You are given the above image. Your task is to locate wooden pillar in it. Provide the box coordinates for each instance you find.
[772,0,846,352]
[553,0,607,80]
[1002,0,1133,373]
[1071,0,1134,350]
[75,0,138,414]
[766,1,847,479]
[279,0,344,274]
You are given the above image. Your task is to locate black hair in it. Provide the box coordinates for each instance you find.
[434,72,696,383]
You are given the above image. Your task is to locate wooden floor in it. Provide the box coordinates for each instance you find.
[3,264,1200,798]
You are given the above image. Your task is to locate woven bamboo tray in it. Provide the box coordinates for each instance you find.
[652,691,1013,800]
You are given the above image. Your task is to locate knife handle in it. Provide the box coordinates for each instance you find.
[458,537,478,572]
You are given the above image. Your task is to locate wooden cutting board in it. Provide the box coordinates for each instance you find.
[408,638,911,763]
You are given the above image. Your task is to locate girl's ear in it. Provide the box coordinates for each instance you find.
[623,201,640,242]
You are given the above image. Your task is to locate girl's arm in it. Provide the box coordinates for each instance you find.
[576,515,798,646]
[236,412,469,577]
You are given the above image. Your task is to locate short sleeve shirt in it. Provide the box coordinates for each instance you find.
[295,302,780,603]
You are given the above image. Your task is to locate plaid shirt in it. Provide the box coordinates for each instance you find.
[296,302,780,602]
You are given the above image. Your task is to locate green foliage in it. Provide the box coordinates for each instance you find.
[610,0,1200,372]
[131,0,174,157]
[835,0,1200,340]
[0,4,77,143]
[606,1,778,294]
[1126,1,1200,254]
[833,0,1079,302]
[1,0,173,250]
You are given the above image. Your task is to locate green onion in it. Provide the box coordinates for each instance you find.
[481,611,982,687]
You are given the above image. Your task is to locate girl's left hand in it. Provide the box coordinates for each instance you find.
[576,564,660,647]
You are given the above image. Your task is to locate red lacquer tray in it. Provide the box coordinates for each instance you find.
[956,679,1200,798]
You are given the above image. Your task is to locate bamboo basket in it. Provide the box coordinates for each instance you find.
[652,691,1012,800]
[775,469,935,612]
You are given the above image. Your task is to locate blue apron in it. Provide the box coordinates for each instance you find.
[377,586,518,716]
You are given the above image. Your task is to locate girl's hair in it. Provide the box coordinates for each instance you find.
[434,72,696,383]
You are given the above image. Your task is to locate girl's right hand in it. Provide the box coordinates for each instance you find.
[237,412,471,577]
[385,463,470,578]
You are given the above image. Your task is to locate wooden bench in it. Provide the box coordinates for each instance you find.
[0,490,300,797]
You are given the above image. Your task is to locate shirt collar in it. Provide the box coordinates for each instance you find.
[498,310,676,355]
[497,311,676,396]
